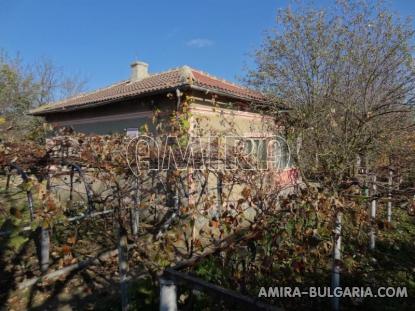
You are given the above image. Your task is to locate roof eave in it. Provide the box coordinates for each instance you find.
[188,84,267,104]
[28,84,193,116]
[29,84,269,116]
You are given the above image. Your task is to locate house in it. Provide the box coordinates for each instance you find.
[30,61,296,184]
[30,61,267,133]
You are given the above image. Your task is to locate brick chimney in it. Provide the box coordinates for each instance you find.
[130,61,149,82]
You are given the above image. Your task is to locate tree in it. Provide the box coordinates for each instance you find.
[0,50,87,140]
[246,0,415,187]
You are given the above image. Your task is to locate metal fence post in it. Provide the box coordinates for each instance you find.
[5,173,10,192]
[68,163,94,213]
[37,226,50,273]
[160,277,177,311]
[369,174,377,250]
[131,178,140,236]
[69,166,74,201]
[118,225,129,311]
[331,212,342,311]
[216,173,223,218]
[387,169,393,224]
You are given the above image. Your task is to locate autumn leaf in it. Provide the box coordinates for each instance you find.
[67,236,77,245]
[62,244,72,255]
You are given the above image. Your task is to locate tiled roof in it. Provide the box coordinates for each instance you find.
[30,66,266,115]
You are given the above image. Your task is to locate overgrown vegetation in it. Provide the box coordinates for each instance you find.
[0,1,415,310]
[192,190,415,310]
[0,51,86,140]
[247,0,415,187]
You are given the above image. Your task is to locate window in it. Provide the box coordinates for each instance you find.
[126,128,138,137]
[274,136,291,169]
[243,136,291,170]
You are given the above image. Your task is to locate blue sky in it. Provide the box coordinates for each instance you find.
[0,0,414,91]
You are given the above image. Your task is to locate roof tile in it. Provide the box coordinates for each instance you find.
[30,66,265,115]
